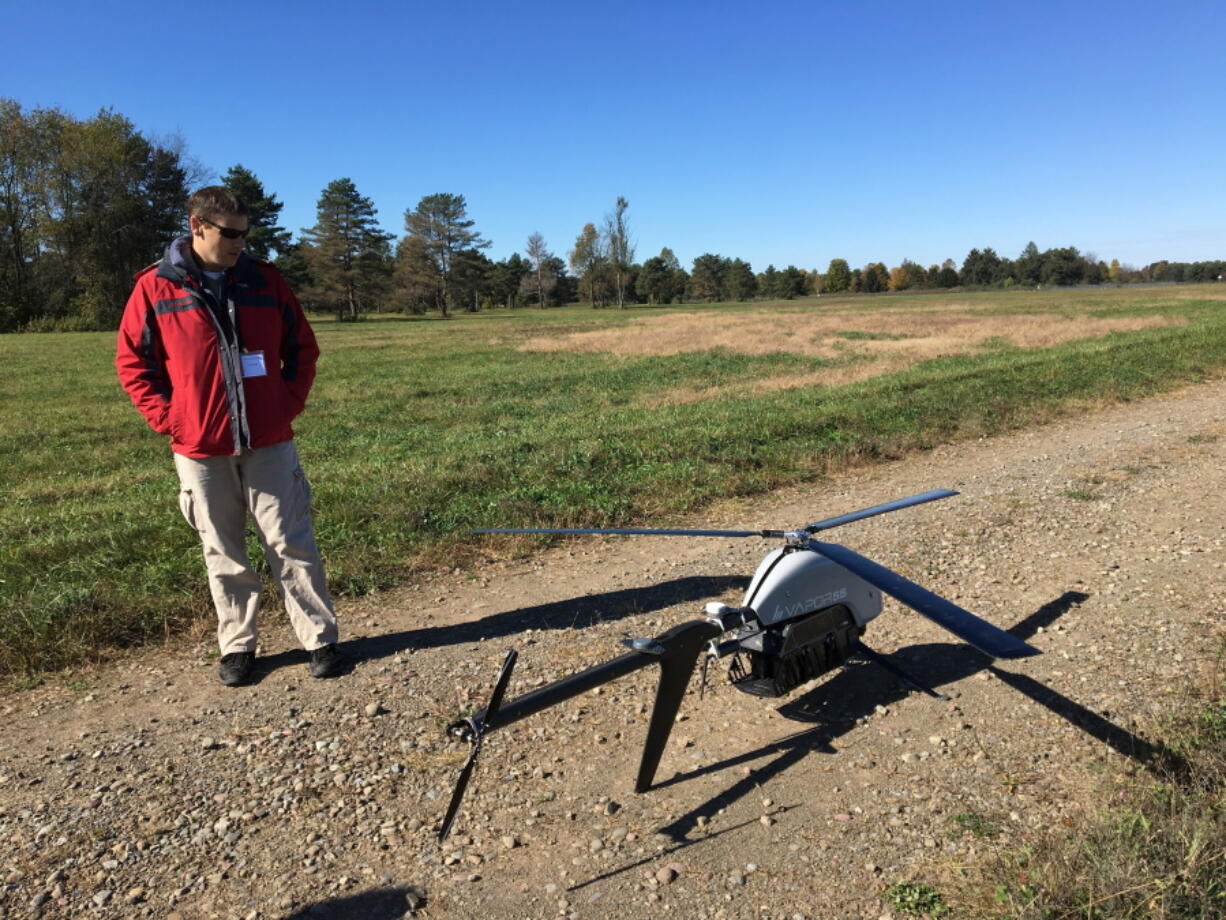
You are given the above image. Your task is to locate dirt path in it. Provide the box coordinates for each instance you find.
[3,380,1225,920]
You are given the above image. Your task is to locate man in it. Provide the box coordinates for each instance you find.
[116,186,342,686]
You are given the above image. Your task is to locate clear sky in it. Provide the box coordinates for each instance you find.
[3,0,1224,273]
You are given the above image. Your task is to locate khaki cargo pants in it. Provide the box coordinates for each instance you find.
[173,440,338,656]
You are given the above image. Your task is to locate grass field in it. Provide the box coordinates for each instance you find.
[3,284,1226,677]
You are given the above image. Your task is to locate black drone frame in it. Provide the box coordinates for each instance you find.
[439,619,721,841]
[437,489,1037,841]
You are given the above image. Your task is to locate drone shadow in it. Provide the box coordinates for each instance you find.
[247,574,748,681]
[641,590,1181,844]
[569,591,1093,890]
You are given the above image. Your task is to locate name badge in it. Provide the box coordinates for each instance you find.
[241,350,268,378]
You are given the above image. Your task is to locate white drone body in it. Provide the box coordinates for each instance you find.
[703,539,884,699]
[742,544,883,628]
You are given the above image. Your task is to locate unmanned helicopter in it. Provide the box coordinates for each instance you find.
[439,489,1037,840]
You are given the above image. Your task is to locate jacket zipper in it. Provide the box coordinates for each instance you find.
[184,275,250,455]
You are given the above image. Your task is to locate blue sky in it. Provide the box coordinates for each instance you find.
[3,0,1224,272]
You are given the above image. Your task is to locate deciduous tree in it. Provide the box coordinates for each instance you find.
[888,259,926,291]
[0,99,47,330]
[569,222,608,307]
[602,197,634,309]
[824,258,851,293]
[859,262,889,293]
[33,107,190,328]
[522,232,557,308]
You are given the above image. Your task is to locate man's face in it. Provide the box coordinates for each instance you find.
[189,212,249,271]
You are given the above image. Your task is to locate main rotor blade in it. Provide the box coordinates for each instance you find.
[804,489,960,534]
[471,526,762,538]
[809,540,1038,659]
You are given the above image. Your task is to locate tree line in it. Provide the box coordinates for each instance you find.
[3,99,1223,332]
[248,179,1226,322]
[0,100,200,332]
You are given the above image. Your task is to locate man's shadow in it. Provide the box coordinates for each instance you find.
[249,574,748,681]
[280,886,424,919]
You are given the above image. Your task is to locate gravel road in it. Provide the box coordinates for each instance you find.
[2,379,1224,920]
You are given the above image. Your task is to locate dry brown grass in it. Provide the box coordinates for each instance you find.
[520,309,1181,359]
[519,310,1186,405]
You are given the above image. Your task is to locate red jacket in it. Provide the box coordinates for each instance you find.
[116,238,320,458]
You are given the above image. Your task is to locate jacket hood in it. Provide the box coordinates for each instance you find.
[157,236,262,286]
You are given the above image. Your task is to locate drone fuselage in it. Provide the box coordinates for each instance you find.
[744,546,883,628]
[715,547,884,698]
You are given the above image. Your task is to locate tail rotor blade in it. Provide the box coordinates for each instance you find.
[438,650,519,842]
[483,648,518,728]
[804,489,959,534]
[438,740,481,844]
[809,541,1038,660]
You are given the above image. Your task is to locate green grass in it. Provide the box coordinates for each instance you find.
[885,881,949,916]
[837,329,911,341]
[1063,489,1099,501]
[3,285,1226,675]
[953,811,1002,838]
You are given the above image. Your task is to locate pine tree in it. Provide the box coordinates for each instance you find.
[689,254,726,302]
[299,178,392,321]
[490,254,529,309]
[222,164,291,261]
[638,247,687,305]
[399,193,489,317]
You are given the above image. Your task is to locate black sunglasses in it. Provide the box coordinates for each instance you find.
[201,217,250,240]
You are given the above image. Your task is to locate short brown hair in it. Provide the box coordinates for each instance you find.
[188,186,247,222]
